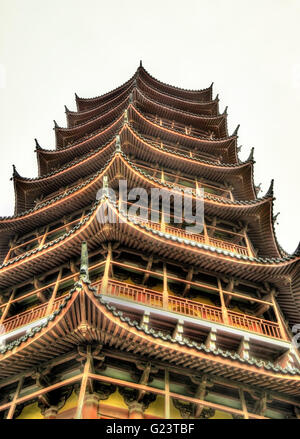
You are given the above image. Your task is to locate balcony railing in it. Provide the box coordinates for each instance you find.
[129,217,249,257]
[4,215,87,263]
[100,279,283,340]
[130,162,233,201]
[0,280,283,341]
[1,295,68,335]
[147,114,211,138]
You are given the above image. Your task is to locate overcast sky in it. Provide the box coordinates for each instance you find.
[0,0,299,253]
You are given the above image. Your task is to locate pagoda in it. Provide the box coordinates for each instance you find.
[0,63,299,419]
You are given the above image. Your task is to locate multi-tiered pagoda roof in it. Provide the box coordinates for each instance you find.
[0,63,299,419]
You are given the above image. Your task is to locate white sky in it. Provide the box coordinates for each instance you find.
[0,0,299,253]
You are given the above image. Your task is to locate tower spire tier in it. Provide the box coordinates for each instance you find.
[0,66,299,420]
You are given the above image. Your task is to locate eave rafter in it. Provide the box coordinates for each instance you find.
[133,87,228,138]
[15,122,254,211]
[0,144,280,257]
[75,72,136,112]
[138,65,213,102]
[2,147,277,261]
[67,83,134,128]
[35,115,124,177]
[67,84,223,139]
[128,105,239,164]
[55,97,130,149]
[55,93,231,153]
[76,64,214,113]
[35,99,238,180]
[136,75,219,116]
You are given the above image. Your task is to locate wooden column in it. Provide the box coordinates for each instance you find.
[243,227,254,257]
[46,268,63,314]
[128,401,144,419]
[218,279,229,325]
[163,263,168,309]
[38,225,49,249]
[164,369,170,419]
[270,290,289,341]
[161,212,166,233]
[0,289,16,325]
[43,407,59,419]
[82,393,99,419]
[6,377,24,419]
[101,243,112,295]
[203,221,209,244]
[239,388,249,419]
[75,347,92,419]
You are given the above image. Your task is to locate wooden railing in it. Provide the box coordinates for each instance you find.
[0,280,282,340]
[2,295,68,334]
[134,162,233,201]
[227,310,282,339]
[131,218,249,257]
[148,115,210,138]
[150,140,220,163]
[5,215,87,262]
[100,279,282,339]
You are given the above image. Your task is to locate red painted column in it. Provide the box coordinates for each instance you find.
[128,401,144,419]
[43,407,58,419]
[82,393,100,419]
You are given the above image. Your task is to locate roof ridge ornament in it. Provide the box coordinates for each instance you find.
[10,164,20,180]
[237,145,242,153]
[273,212,280,224]
[139,60,143,68]
[34,138,42,150]
[255,183,262,194]
[265,179,274,198]
[116,135,121,152]
[101,175,110,199]
[64,105,69,113]
[124,109,128,125]
[247,147,255,162]
[53,120,59,129]
[223,105,228,114]
[232,124,240,136]
[294,241,300,257]
[80,241,90,282]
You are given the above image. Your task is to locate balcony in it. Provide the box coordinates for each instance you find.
[147,114,211,138]
[100,279,283,340]
[128,215,250,257]
[0,279,283,345]
[4,215,87,263]
[135,162,233,202]
[143,135,221,163]
[1,295,68,335]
